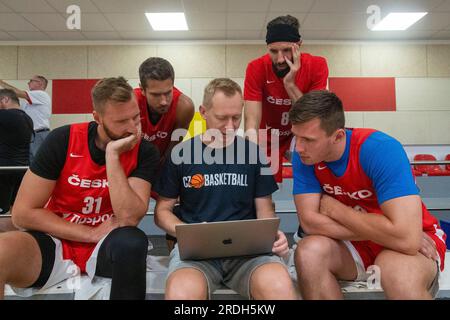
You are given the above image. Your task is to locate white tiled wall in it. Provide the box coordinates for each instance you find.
[50,113,91,130]
[396,78,450,111]
[363,111,431,144]
[360,44,427,77]
[2,43,450,144]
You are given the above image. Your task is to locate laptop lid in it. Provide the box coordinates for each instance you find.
[175,218,280,260]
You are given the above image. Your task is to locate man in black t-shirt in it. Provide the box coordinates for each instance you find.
[154,78,297,300]
[0,77,159,300]
[0,89,33,228]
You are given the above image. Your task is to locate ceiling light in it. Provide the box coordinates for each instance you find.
[371,12,427,31]
[145,12,188,31]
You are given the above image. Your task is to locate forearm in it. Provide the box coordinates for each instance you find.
[284,83,303,102]
[106,154,147,226]
[12,208,95,242]
[244,101,262,144]
[331,206,420,254]
[301,211,365,241]
[154,208,184,237]
[0,81,27,99]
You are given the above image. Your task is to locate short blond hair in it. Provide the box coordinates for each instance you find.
[91,76,133,113]
[202,78,242,109]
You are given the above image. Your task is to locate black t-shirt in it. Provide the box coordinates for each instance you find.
[30,122,160,184]
[154,135,278,223]
[0,108,34,166]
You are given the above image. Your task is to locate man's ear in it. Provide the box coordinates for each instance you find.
[298,40,303,47]
[93,110,101,125]
[199,105,207,119]
[334,128,345,143]
[139,83,145,96]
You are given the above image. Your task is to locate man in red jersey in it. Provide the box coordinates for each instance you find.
[291,91,446,299]
[135,57,195,167]
[0,77,160,300]
[244,15,328,182]
[135,57,195,250]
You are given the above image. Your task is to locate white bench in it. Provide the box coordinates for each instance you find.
[5,252,450,300]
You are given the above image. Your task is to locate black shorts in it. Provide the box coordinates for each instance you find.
[26,231,56,288]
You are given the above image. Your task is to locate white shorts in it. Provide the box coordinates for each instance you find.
[9,234,108,298]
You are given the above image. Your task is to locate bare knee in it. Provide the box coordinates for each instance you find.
[295,236,334,274]
[250,263,297,300]
[0,232,42,287]
[165,268,208,300]
[375,250,436,299]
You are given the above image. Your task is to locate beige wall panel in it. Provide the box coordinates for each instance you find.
[361,45,427,77]
[302,45,361,77]
[427,45,450,77]
[157,45,225,78]
[18,46,88,79]
[363,111,430,144]
[191,78,214,110]
[230,77,245,131]
[88,45,157,79]
[174,78,192,98]
[226,45,267,78]
[0,46,18,79]
[428,111,450,144]
[50,114,90,129]
[396,78,450,111]
[344,112,364,128]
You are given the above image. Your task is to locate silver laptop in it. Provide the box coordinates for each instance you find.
[175,218,280,260]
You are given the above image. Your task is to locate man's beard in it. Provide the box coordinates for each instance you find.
[103,122,129,141]
[272,63,290,78]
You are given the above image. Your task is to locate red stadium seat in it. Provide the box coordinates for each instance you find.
[282,157,293,179]
[282,166,293,179]
[411,166,422,177]
[413,154,448,176]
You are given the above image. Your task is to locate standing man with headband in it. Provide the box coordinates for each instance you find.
[244,15,329,183]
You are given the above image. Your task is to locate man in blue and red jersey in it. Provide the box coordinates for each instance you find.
[135,57,195,168]
[0,77,160,300]
[244,15,328,182]
[290,90,446,299]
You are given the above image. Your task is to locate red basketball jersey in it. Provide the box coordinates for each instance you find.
[45,122,140,272]
[314,128,447,270]
[134,87,182,155]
